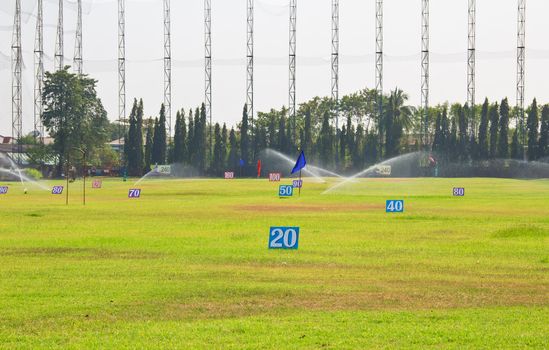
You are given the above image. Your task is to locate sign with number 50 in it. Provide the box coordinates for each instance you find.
[269,227,300,249]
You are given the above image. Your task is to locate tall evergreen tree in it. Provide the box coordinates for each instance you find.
[511,129,520,159]
[489,103,499,158]
[151,104,167,165]
[478,98,489,159]
[432,112,443,153]
[240,104,250,168]
[228,128,238,170]
[186,109,194,164]
[124,100,137,174]
[458,105,468,161]
[172,111,183,163]
[278,116,287,153]
[199,104,207,173]
[318,111,333,168]
[527,98,539,160]
[498,98,510,159]
[303,108,313,158]
[449,118,458,162]
[538,105,549,158]
[221,123,228,168]
[268,115,277,149]
[212,123,223,175]
[144,122,153,173]
[135,99,144,174]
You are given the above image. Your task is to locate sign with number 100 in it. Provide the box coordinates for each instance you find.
[128,189,141,198]
[52,186,64,195]
[386,200,404,213]
[269,172,281,182]
[0,186,8,195]
[453,188,465,196]
[269,227,300,249]
[279,185,293,197]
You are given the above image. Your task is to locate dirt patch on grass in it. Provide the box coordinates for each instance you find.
[235,203,383,213]
[0,247,162,260]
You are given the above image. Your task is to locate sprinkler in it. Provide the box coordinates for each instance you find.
[24,188,28,194]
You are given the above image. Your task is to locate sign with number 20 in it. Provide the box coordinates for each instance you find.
[269,227,300,249]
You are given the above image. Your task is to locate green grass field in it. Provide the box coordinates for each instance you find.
[0,177,548,349]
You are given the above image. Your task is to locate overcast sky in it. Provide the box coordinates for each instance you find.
[1,0,549,136]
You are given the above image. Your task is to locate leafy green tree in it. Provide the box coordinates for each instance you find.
[527,98,539,160]
[42,67,109,176]
[478,98,489,159]
[498,98,510,159]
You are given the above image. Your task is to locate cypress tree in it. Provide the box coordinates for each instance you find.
[458,105,468,161]
[318,111,333,168]
[450,118,458,162]
[240,104,249,168]
[124,100,137,173]
[432,112,442,153]
[511,129,520,159]
[213,123,222,175]
[199,104,207,173]
[268,115,277,149]
[173,111,183,163]
[157,104,167,164]
[527,98,539,160]
[135,99,144,175]
[143,122,153,173]
[538,105,549,158]
[478,98,489,159]
[498,98,510,159]
[278,116,287,153]
[489,103,499,158]
[187,109,194,164]
[221,123,228,169]
[303,108,312,158]
[228,128,238,170]
[151,117,160,165]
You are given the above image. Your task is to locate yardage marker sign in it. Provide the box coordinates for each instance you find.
[224,172,235,179]
[386,200,404,213]
[128,189,141,198]
[269,227,300,250]
[92,180,102,189]
[453,188,465,196]
[0,186,8,195]
[279,185,293,197]
[269,172,281,182]
[52,186,64,195]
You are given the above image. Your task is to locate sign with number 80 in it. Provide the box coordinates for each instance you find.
[269,227,300,249]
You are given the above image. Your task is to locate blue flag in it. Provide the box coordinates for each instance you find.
[291,151,307,174]
[239,159,245,167]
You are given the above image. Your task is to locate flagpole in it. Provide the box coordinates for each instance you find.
[299,169,301,196]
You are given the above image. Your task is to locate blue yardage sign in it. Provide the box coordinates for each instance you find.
[386,200,404,213]
[453,188,465,196]
[128,189,141,198]
[279,185,293,197]
[52,186,64,195]
[269,227,300,250]
[0,186,8,194]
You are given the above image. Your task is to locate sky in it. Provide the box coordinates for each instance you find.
[1,0,549,136]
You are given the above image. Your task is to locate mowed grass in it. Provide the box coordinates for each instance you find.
[0,177,547,349]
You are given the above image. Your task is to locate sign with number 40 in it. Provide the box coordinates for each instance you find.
[386,200,404,213]
[269,227,300,249]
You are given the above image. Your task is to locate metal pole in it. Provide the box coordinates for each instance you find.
[205,0,212,159]
[12,0,22,165]
[74,0,83,75]
[55,0,64,71]
[289,0,297,143]
[247,0,254,159]
[164,0,172,138]
[34,0,44,143]
[421,0,430,149]
[332,0,339,164]
[517,0,526,160]
[118,0,126,161]
[467,0,476,136]
[376,0,383,157]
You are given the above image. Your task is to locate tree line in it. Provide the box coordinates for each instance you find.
[35,69,549,177]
